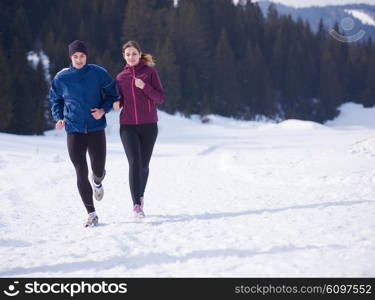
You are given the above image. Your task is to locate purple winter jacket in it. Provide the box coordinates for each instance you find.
[116,60,165,125]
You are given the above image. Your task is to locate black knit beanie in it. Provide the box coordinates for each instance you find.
[68,40,88,57]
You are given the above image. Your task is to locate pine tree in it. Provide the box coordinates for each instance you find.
[347,44,368,102]
[239,1,265,58]
[263,3,279,60]
[316,18,327,55]
[122,0,156,51]
[210,0,236,49]
[8,37,37,135]
[13,6,33,49]
[271,25,287,97]
[302,20,319,100]
[362,56,375,107]
[174,0,212,114]
[30,61,48,134]
[155,37,181,114]
[244,42,275,118]
[44,31,69,78]
[182,65,199,117]
[317,49,342,121]
[212,29,239,117]
[0,43,12,131]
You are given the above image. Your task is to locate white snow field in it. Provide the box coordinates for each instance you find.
[0,102,374,277]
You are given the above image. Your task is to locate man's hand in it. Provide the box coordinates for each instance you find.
[91,108,105,120]
[55,120,65,130]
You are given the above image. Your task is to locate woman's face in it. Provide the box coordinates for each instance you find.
[71,52,87,69]
[123,46,141,66]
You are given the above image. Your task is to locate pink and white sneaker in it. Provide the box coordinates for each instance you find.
[134,204,145,218]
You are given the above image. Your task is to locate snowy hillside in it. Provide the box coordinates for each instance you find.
[345,8,375,26]
[256,1,375,41]
[0,103,374,277]
[254,0,375,8]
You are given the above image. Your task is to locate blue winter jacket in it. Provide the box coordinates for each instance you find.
[49,64,119,133]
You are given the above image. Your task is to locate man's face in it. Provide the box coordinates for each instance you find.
[71,52,87,69]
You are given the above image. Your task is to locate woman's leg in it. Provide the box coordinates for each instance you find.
[87,130,106,184]
[67,133,95,213]
[120,125,142,206]
[139,123,158,198]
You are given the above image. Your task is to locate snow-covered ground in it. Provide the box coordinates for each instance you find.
[0,102,374,277]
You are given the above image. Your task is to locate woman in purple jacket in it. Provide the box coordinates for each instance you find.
[113,40,165,218]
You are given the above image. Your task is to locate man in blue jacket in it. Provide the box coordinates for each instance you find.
[49,40,119,227]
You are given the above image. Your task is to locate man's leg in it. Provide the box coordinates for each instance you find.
[67,133,95,213]
[87,130,106,201]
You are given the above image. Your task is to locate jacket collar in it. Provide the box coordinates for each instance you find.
[124,59,146,72]
[69,63,89,73]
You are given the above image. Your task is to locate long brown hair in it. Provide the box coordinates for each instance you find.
[122,41,155,67]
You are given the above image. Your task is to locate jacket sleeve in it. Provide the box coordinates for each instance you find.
[142,69,165,105]
[49,79,64,121]
[101,70,120,113]
[115,81,124,107]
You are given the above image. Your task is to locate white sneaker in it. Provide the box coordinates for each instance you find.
[84,213,99,227]
[91,176,104,201]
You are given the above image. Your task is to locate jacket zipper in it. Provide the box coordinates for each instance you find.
[148,98,151,113]
[131,67,139,124]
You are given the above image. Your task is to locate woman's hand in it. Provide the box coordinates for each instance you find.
[135,78,145,89]
[113,101,121,111]
[91,108,105,120]
[55,120,65,130]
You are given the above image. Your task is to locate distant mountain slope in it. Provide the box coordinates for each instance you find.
[257,1,375,41]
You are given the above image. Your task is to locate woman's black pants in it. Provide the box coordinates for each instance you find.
[120,123,158,206]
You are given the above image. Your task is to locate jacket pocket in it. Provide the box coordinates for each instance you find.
[64,101,73,117]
